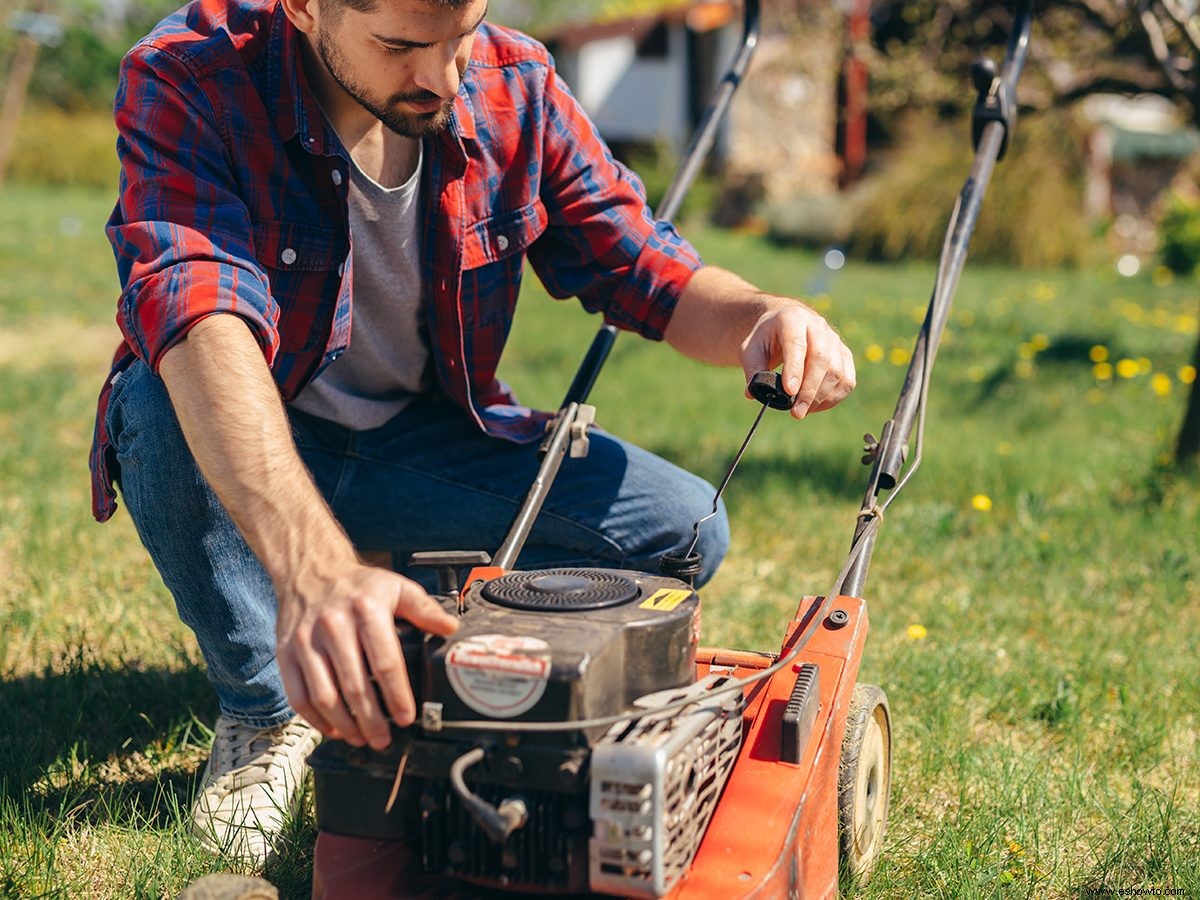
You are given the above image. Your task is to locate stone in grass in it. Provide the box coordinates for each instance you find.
[178,874,278,900]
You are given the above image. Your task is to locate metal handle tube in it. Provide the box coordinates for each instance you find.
[656,0,761,223]
[561,324,618,408]
[841,0,1032,599]
[491,403,579,571]
[558,0,763,409]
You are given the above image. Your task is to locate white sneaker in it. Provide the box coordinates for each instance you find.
[191,715,323,866]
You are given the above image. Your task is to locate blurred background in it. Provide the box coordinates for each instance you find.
[1,1,1197,897]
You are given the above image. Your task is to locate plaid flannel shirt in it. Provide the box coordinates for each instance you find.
[90,0,703,522]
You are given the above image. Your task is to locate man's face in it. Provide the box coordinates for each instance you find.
[313,0,488,138]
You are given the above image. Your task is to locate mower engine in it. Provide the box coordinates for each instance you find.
[309,565,744,898]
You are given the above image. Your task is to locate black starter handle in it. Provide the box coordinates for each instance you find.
[749,371,795,410]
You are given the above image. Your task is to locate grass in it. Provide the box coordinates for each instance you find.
[1,183,1198,898]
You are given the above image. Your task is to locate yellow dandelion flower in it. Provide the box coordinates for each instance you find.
[1087,389,1105,404]
[997,442,1013,455]
[1089,345,1109,363]
[1115,358,1139,379]
[972,494,993,512]
[1093,362,1113,381]
[1031,282,1056,302]
[889,347,911,366]
[1136,357,1152,374]
[967,365,986,383]
[1176,315,1198,334]
[1038,531,1052,543]
[1152,266,1174,286]
[1008,840,1025,857]
[1015,360,1034,379]
[906,624,928,640]
[865,344,885,363]
[1151,373,1172,397]
[1123,304,1145,322]
[1031,333,1049,351]
[1180,365,1197,385]
[911,306,927,324]
[1017,343,1037,360]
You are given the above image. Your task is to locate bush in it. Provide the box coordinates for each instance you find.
[1158,192,1200,276]
[847,112,1094,268]
[7,108,120,190]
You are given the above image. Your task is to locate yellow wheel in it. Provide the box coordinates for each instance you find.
[837,683,891,887]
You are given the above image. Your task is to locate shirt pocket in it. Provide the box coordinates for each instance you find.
[253,219,345,352]
[461,200,547,328]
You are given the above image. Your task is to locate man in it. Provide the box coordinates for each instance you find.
[92,0,855,865]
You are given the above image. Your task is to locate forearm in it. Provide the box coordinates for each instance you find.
[664,265,802,366]
[158,314,356,590]
[663,264,855,419]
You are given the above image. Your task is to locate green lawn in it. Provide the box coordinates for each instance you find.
[1,184,1197,898]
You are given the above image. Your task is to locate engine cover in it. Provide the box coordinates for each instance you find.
[310,567,720,895]
[424,569,700,738]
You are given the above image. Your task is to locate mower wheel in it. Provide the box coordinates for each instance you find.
[837,682,891,887]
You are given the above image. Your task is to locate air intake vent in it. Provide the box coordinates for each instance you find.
[482,569,639,611]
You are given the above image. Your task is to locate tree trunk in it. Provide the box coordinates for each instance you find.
[1175,309,1200,463]
[0,0,48,187]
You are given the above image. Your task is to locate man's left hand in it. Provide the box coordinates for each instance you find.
[665,266,856,419]
[739,297,856,419]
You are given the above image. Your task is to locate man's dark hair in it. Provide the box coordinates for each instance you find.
[319,0,475,14]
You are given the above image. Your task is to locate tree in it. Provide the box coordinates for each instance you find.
[866,0,1200,464]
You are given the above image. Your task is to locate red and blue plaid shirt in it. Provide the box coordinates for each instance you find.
[91,0,703,522]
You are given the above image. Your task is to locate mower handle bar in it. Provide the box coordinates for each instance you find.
[841,0,1033,598]
[490,0,763,572]
[559,0,762,411]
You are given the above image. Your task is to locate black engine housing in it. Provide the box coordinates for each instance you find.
[309,567,700,893]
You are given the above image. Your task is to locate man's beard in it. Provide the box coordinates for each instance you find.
[316,27,455,138]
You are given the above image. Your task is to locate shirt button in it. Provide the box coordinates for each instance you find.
[495,234,509,252]
[280,247,297,265]
[332,169,343,186]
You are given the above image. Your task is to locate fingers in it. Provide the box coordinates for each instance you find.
[811,342,857,413]
[358,600,417,733]
[277,568,460,750]
[396,583,460,637]
[744,304,855,419]
[322,617,390,748]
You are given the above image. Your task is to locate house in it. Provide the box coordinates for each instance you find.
[1081,93,1200,252]
[539,2,743,157]
[494,0,848,205]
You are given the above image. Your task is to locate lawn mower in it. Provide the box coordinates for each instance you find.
[307,2,1034,896]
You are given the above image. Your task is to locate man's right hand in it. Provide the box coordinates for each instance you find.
[159,315,459,752]
[276,562,459,750]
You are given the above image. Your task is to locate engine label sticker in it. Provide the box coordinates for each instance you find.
[639,588,692,612]
[445,634,552,718]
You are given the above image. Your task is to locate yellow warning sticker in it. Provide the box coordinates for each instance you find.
[639,588,693,612]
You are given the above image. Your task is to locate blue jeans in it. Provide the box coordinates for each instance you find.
[106,361,729,727]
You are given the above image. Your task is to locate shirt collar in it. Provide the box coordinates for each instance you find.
[269,2,339,155]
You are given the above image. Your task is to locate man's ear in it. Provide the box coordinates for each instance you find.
[279,0,320,35]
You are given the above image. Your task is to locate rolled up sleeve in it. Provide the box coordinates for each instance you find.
[528,66,703,341]
[107,42,280,372]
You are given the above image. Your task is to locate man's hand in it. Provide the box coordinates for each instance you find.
[276,563,458,750]
[160,315,456,751]
[739,298,856,419]
[665,266,856,418]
